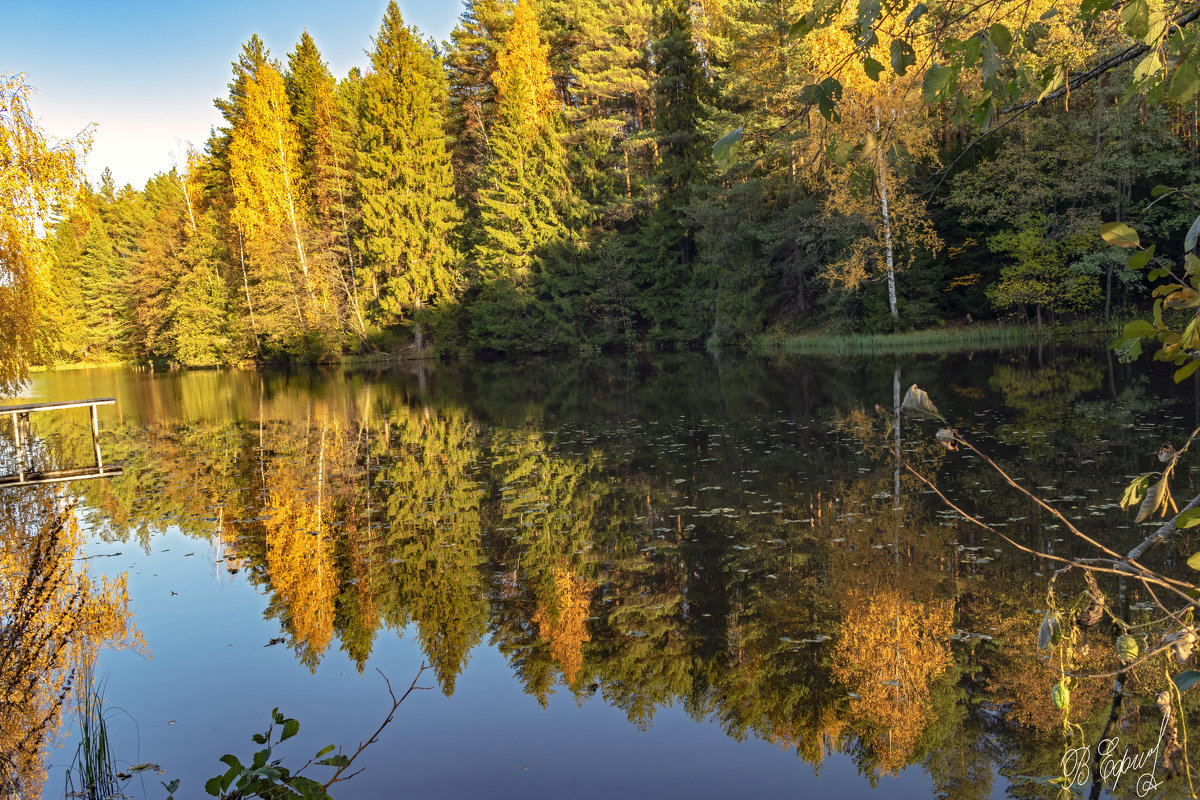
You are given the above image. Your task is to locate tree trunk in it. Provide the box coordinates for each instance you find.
[875,107,899,321]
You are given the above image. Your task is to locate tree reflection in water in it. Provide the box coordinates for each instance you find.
[25,351,1200,796]
[0,486,142,798]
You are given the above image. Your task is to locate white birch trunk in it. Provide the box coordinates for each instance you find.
[875,107,899,321]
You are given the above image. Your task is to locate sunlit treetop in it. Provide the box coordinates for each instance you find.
[0,73,89,395]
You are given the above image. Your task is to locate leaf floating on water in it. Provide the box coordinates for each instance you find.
[901,384,943,421]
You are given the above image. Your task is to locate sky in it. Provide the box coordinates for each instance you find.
[3,1,464,190]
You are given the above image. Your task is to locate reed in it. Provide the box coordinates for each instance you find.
[751,323,1087,356]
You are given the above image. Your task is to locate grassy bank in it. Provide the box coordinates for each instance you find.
[751,323,1101,356]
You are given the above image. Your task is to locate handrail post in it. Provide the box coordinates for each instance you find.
[90,403,103,473]
[10,411,22,483]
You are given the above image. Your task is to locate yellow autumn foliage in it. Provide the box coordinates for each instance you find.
[0,74,88,394]
[832,587,953,775]
[533,566,595,685]
[494,0,558,129]
[261,420,341,664]
[0,487,142,797]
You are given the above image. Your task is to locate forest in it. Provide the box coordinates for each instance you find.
[29,0,1200,365]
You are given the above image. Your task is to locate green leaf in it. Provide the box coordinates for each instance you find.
[923,64,957,103]
[1188,551,1200,570]
[1185,213,1200,253]
[1149,267,1170,281]
[1040,7,1058,19]
[790,17,813,38]
[220,754,244,772]
[712,126,743,170]
[1123,320,1155,338]
[1100,221,1140,248]
[988,23,1013,55]
[814,77,843,121]
[1120,473,1154,509]
[1171,61,1200,104]
[1037,65,1066,102]
[1176,359,1200,383]
[281,718,300,742]
[1145,10,1168,45]
[315,744,336,758]
[963,36,982,69]
[1121,0,1150,40]
[1152,184,1176,197]
[890,39,916,76]
[205,776,224,797]
[1174,670,1200,691]
[863,57,885,81]
[857,0,882,35]
[900,384,943,421]
[1134,52,1162,84]
[1079,0,1114,18]
[1052,681,1070,709]
[1129,250,1152,270]
[904,3,927,26]
[1117,634,1139,662]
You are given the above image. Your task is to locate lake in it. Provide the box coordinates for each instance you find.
[7,345,1200,799]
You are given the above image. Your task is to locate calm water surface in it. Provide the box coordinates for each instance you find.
[12,346,1200,799]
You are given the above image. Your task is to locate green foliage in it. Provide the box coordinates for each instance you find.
[984,214,1101,323]
[202,709,345,800]
[357,3,462,328]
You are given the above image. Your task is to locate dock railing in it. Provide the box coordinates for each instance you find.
[0,398,124,487]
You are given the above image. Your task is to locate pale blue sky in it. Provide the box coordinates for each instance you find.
[3,1,464,189]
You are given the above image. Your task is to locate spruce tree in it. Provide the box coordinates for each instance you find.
[445,0,513,211]
[570,0,655,213]
[284,31,335,205]
[471,0,579,349]
[635,0,709,344]
[357,1,462,335]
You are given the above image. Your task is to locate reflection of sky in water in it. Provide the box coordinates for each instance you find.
[70,527,958,799]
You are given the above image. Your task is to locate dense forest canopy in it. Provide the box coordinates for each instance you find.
[21,0,1200,365]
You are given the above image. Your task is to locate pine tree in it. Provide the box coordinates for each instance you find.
[357,1,462,337]
[211,35,272,174]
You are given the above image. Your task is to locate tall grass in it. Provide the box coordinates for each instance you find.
[63,668,120,800]
[751,323,1086,356]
